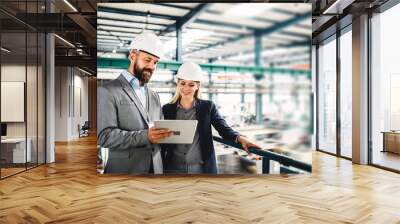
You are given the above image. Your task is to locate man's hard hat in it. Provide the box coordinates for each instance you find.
[128,32,164,58]
[176,62,203,82]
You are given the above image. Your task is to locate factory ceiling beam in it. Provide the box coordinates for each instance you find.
[97,57,310,77]
[159,3,210,36]
[152,3,194,11]
[254,12,311,36]
[204,8,278,24]
[98,24,163,32]
[97,39,311,58]
[189,20,310,39]
[97,30,143,37]
[239,50,311,65]
[185,12,311,56]
[208,40,310,61]
[194,19,255,31]
[98,17,170,27]
[279,30,310,39]
[273,8,300,16]
[97,6,179,21]
[204,7,311,30]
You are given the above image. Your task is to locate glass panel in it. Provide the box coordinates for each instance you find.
[27,0,39,168]
[27,30,38,169]
[0,1,46,178]
[317,37,337,154]
[340,29,352,158]
[1,13,28,177]
[312,45,317,150]
[371,4,400,171]
[38,32,45,165]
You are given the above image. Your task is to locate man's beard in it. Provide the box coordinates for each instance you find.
[134,59,153,85]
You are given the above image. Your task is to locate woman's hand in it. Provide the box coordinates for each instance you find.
[237,136,262,153]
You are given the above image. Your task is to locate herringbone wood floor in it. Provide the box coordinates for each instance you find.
[1,135,400,223]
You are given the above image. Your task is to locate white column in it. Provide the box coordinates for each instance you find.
[352,14,369,164]
[46,32,55,163]
[45,0,55,163]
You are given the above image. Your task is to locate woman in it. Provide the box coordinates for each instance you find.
[162,62,260,174]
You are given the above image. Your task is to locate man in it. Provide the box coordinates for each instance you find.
[97,32,172,174]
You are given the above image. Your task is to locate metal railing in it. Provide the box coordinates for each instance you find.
[213,136,312,174]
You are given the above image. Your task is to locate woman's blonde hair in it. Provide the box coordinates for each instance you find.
[170,79,202,104]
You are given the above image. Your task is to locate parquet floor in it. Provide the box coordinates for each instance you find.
[0,135,399,223]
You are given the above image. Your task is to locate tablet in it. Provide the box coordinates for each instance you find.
[154,120,198,144]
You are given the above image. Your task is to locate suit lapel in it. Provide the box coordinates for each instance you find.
[118,74,151,124]
[195,100,201,121]
[144,86,150,115]
[170,102,178,119]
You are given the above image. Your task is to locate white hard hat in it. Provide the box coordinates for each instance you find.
[128,32,164,58]
[176,62,203,82]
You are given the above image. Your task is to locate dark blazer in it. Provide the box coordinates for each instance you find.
[162,99,239,173]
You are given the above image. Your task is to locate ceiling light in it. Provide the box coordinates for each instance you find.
[78,67,92,76]
[112,49,117,53]
[1,47,11,53]
[224,4,274,18]
[63,0,78,12]
[183,30,212,44]
[164,30,213,54]
[322,0,354,15]
[54,34,75,48]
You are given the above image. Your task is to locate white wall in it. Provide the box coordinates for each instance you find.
[1,63,46,164]
[55,66,68,141]
[71,72,89,138]
[55,67,89,141]
[1,64,27,138]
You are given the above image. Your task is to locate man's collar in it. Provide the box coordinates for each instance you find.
[122,70,143,88]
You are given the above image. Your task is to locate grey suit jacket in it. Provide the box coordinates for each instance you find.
[97,74,163,174]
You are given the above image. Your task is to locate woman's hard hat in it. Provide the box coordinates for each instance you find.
[128,32,164,59]
[176,62,203,82]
